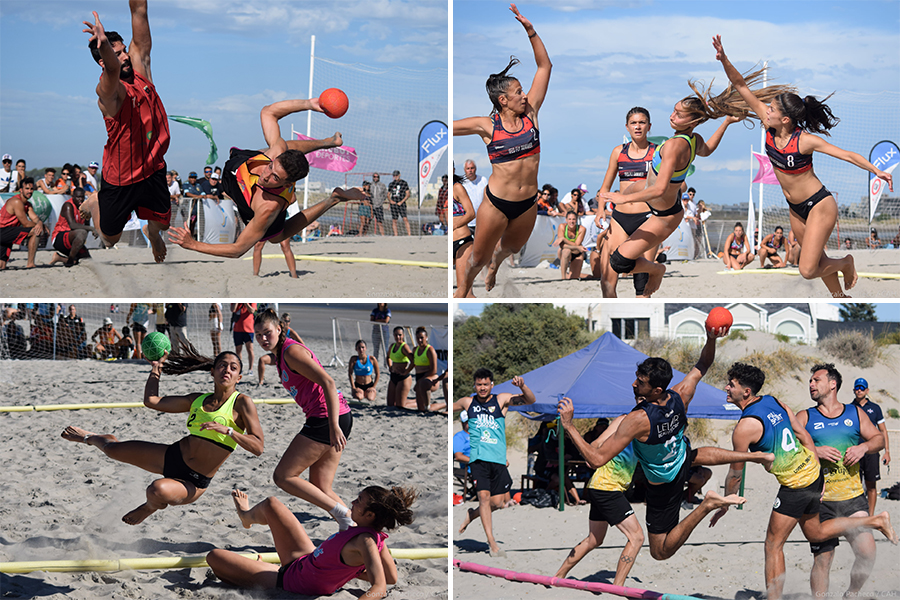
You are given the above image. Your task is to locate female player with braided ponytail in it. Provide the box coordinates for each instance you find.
[713,35,893,297]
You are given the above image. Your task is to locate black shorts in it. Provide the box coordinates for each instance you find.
[131,322,147,335]
[356,381,375,391]
[809,493,869,555]
[156,323,169,334]
[98,168,170,236]
[0,225,30,262]
[390,203,407,220]
[52,231,90,259]
[299,412,353,446]
[222,147,288,241]
[373,206,385,223]
[859,452,881,483]
[390,371,411,384]
[233,331,254,346]
[611,209,652,236]
[644,447,696,535]
[163,442,212,489]
[485,185,537,221]
[788,185,831,220]
[453,234,474,262]
[586,488,634,526]
[773,471,824,520]
[470,460,513,497]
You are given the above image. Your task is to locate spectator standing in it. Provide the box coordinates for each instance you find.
[436,175,449,230]
[232,303,257,376]
[388,170,411,236]
[370,172,388,235]
[166,171,181,217]
[370,303,391,361]
[0,178,47,270]
[209,302,223,356]
[153,303,168,335]
[164,303,189,350]
[85,161,100,191]
[181,171,204,235]
[126,302,152,359]
[0,154,13,192]
[851,378,891,515]
[461,159,488,220]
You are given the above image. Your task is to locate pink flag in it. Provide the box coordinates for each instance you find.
[293,133,358,172]
[752,151,779,185]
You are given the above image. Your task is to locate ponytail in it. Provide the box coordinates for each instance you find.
[162,341,243,375]
[776,92,839,135]
[684,65,798,127]
[485,56,520,115]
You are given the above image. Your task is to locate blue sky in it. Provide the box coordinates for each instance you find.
[0,0,447,179]
[453,0,900,208]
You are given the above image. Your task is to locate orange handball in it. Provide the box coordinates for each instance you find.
[319,88,348,119]
[706,307,733,335]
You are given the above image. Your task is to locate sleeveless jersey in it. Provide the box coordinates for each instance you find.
[413,344,433,367]
[101,71,170,186]
[0,195,30,228]
[352,355,374,377]
[487,113,541,164]
[279,338,350,419]
[587,442,637,493]
[388,342,409,364]
[466,394,507,465]
[650,134,697,183]
[234,153,296,208]
[51,198,86,238]
[730,234,746,253]
[766,235,784,250]
[187,391,244,451]
[562,224,581,243]
[453,197,466,217]
[742,395,819,489]
[617,141,657,182]
[805,404,864,502]
[765,127,813,175]
[632,390,688,484]
[282,527,388,596]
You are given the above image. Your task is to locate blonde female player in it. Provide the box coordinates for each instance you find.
[712,35,894,296]
[206,486,416,597]
[61,350,264,525]
[453,4,551,295]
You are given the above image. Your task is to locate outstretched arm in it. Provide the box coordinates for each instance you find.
[142,354,195,413]
[168,196,283,258]
[672,328,726,408]
[802,135,893,192]
[696,115,741,157]
[260,99,324,158]
[712,35,768,125]
[83,11,121,115]
[510,4,551,115]
[128,0,152,81]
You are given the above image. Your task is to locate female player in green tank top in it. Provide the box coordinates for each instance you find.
[412,326,445,412]
[385,326,414,409]
[62,350,264,525]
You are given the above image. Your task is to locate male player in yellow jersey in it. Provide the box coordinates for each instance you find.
[168,98,364,258]
[711,362,896,600]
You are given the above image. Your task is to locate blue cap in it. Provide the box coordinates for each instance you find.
[853,378,868,390]
[682,193,691,200]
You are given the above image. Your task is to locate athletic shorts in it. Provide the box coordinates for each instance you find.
[390,203,407,220]
[788,185,831,221]
[390,371,411,384]
[1,226,31,261]
[299,412,353,446]
[98,168,170,236]
[586,488,634,526]
[131,322,147,335]
[773,471,824,520]
[163,442,212,489]
[809,493,869,555]
[644,447,697,535]
[859,452,881,483]
[373,207,385,223]
[232,331,254,346]
[470,460,513,497]
[52,231,90,259]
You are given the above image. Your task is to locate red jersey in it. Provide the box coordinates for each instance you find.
[0,195,31,228]
[52,198,87,238]
[101,71,170,186]
[765,127,813,175]
[487,114,540,164]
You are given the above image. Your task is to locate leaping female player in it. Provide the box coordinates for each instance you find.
[712,35,893,297]
[453,4,551,296]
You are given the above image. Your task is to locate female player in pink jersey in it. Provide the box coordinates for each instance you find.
[713,35,894,297]
[253,309,355,529]
[206,485,416,597]
[453,4,551,296]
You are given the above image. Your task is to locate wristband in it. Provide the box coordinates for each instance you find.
[528,31,537,38]
[226,427,234,437]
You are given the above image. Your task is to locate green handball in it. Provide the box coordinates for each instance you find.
[142,331,171,361]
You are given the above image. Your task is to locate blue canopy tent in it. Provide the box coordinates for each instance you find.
[491,332,740,510]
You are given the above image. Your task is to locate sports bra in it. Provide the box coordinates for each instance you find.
[766,235,784,250]
[414,344,433,367]
[352,355,374,377]
[617,141,657,182]
[187,391,244,452]
[234,153,297,206]
[487,114,541,164]
[563,224,581,243]
[765,127,813,175]
[650,134,697,183]
[388,342,409,364]
[730,234,745,253]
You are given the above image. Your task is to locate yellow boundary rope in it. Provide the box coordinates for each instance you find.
[717,268,900,279]
[248,254,447,269]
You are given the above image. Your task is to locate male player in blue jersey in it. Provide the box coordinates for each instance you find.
[559,328,775,563]
[454,369,535,557]
[712,362,895,600]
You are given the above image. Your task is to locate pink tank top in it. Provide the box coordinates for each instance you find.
[280,527,388,596]
[279,338,350,419]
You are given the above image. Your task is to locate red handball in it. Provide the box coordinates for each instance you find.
[319,88,348,119]
[706,307,733,336]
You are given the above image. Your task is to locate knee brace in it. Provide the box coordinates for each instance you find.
[610,249,637,274]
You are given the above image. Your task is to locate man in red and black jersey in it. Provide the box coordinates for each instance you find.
[83,0,171,263]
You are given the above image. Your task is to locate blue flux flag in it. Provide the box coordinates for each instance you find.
[417,120,448,207]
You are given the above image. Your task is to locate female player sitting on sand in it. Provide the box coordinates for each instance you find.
[599,92,750,295]
[386,326,414,409]
[712,35,893,297]
[758,226,787,268]
[453,4,551,296]
[453,172,476,298]
[722,222,754,271]
[348,339,380,402]
[61,350,263,525]
[168,97,365,258]
[206,486,416,597]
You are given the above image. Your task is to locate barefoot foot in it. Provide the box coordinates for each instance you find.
[842,254,857,291]
[232,489,254,529]
[122,503,157,525]
[61,426,116,447]
[458,508,475,534]
[875,511,898,544]
[643,262,666,296]
[701,490,745,511]
[484,262,499,292]
[148,230,167,263]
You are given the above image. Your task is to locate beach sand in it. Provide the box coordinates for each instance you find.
[0,235,448,298]
[460,250,899,299]
[0,337,449,599]
[452,332,900,599]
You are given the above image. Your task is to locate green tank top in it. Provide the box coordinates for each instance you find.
[187,391,243,451]
[414,344,433,367]
[389,342,409,364]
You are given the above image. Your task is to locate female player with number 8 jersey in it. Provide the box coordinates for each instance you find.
[713,35,894,297]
